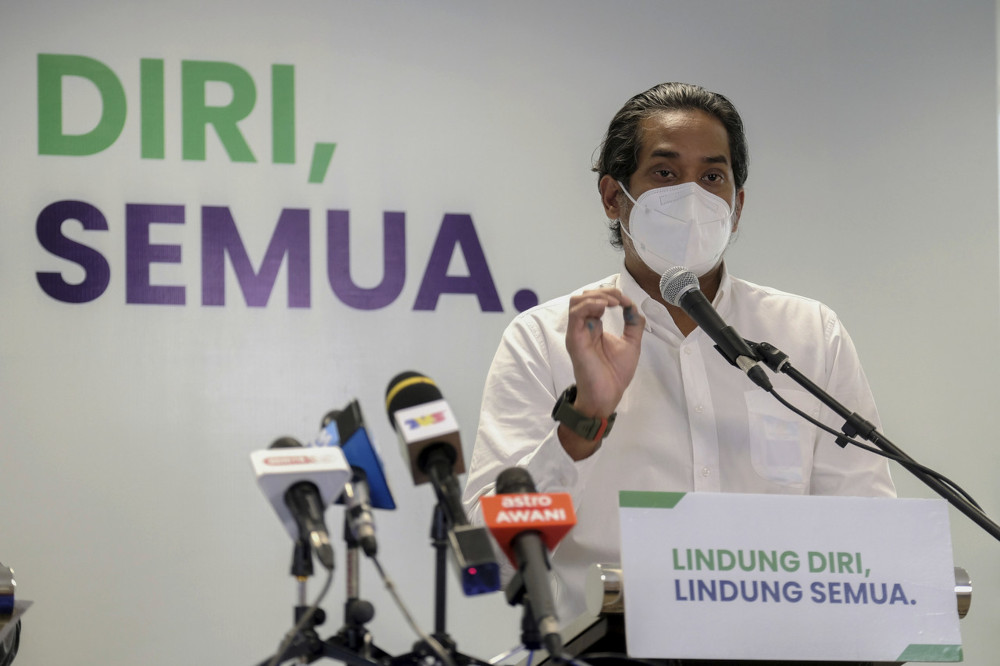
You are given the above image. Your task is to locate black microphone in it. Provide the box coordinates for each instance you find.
[385,371,500,595]
[343,470,378,557]
[252,437,348,571]
[659,267,772,391]
[271,437,337,571]
[384,371,466,485]
[494,467,565,657]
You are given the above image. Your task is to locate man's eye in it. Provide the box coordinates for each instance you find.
[704,173,725,183]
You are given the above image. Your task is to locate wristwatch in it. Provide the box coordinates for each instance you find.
[551,385,616,441]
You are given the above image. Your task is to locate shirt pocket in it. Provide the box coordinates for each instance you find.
[744,389,816,487]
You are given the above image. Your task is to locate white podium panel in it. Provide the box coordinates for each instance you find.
[619,492,962,662]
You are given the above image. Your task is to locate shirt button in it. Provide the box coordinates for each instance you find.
[695,405,704,413]
[684,347,693,355]
[701,467,711,477]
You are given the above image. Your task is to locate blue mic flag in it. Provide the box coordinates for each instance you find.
[334,400,397,510]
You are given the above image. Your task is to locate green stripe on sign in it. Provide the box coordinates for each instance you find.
[308,142,337,183]
[897,644,963,662]
[619,491,686,508]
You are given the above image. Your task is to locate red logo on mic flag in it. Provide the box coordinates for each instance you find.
[481,492,576,564]
[263,455,319,466]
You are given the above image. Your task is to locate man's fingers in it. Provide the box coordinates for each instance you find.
[567,289,645,350]
[569,291,625,318]
[621,304,646,345]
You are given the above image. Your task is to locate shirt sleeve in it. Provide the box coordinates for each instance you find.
[809,308,897,497]
[462,306,607,519]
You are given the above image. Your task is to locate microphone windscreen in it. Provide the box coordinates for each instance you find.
[385,371,443,427]
[270,437,303,449]
[496,466,538,495]
[320,409,340,429]
[659,267,699,306]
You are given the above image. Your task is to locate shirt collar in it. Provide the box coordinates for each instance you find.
[617,262,734,332]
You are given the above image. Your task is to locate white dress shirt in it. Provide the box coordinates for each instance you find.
[462,264,895,624]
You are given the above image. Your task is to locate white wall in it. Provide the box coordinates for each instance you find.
[0,1,996,664]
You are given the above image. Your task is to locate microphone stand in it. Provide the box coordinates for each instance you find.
[324,515,394,665]
[505,570,545,651]
[390,502,488,666]
[255,538,387,666]
[431,503,455,652]
[746,339,1000,543]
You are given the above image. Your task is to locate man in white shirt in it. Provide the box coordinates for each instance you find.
[462,82,895,625]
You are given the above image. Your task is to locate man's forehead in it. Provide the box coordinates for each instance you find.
[636,109,731,162]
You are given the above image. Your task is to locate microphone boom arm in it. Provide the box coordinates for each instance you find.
[749,339,1000,543]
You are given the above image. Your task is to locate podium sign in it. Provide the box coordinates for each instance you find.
[618,492,962,662]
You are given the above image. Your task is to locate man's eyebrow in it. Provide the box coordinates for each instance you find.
[649,149,680,160]
[649,149,730,165]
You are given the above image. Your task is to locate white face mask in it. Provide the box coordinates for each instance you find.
[618,181,735,277]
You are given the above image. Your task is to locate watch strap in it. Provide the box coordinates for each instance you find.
[551,385,616,441]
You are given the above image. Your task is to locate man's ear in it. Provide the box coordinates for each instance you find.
[599,174,624,220]
[731,188,745,233]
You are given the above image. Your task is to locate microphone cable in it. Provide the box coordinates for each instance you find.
[766,387,986,513]
[369,554,456,666]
